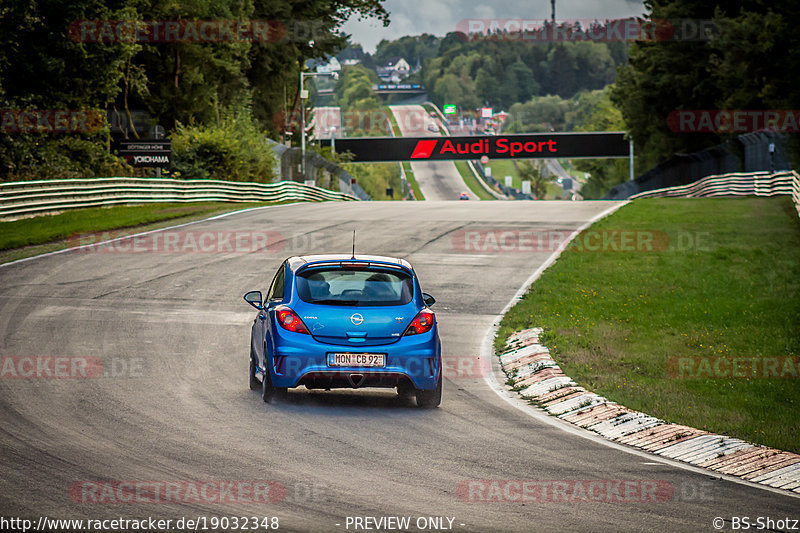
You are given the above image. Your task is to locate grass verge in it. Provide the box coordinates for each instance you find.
[486,160,564,199]
[385,106,424,201]
[486,160,520,189]
[0,202,282,264]
[454,161,495,200]
[421,103,439,119]
[384,106,401,136]
[495,197,800,453]
[402,162,425,200]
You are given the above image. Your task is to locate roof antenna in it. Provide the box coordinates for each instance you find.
[351,230,356,260]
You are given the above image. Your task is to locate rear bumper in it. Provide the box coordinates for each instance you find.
[268,328,441,390]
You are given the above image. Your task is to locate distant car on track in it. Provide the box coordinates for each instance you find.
[427,123,438,132]
[244,255,442,407]
[459,192,470,200]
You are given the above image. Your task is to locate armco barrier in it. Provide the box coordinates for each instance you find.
[794,171,800,218]
[629,170,798,215]
[0,177,359,219]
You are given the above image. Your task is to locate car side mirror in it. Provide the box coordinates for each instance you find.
[422,293,436,306]
[243,290,264,310]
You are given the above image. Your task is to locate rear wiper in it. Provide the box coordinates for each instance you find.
[313,299,360,306]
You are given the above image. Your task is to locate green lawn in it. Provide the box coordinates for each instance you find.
[496,197,800,453]
[546,182,565,199]
[0,202,279,263]
[486,160,520,189]
[559,159,590,181]
[486,160,570,199]
[454,161,495,200]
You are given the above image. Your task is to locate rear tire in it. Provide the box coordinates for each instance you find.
[397,381,414,398]
[249,349,260,391]
[261,352,288,403]
[415,374,442,408]
[262,366,276,402]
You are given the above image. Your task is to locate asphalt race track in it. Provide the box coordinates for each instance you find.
[1,201,798,532]
[389,106,479,201]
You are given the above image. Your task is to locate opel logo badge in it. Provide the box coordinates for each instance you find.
[350,313,364,325]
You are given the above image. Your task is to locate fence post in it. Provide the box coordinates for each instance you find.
[629,138,634,182]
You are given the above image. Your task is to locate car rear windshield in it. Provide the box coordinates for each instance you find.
[296,267,414,306]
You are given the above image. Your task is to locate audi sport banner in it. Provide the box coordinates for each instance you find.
[319,133,629,162]
[116,140,171,168]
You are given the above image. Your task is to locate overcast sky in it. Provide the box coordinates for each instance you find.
[342,0,647,52]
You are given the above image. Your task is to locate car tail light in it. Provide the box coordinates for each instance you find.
[275,306,310,334]
[403,309,435,336]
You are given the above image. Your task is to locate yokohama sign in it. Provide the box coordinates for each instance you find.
[320,133,628,162]
[115,139,172,168]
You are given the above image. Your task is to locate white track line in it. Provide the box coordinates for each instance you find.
[0,203,302,269]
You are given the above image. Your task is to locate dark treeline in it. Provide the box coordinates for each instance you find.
[0,0,388,181]
[419,32,628,111]
[1,0,795,192]
[612,0,800,173]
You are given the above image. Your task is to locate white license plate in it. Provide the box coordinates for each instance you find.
[328,353,385,368]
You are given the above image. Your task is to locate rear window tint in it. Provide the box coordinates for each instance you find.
[296,267,413,306]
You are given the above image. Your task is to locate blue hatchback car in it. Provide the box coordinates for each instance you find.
[243,255,442,407]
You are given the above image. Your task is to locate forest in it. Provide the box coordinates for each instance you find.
[1,0,796,198]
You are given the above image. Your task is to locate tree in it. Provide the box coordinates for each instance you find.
[505,95,571,132]
[246,0,389,138]
[419,32,624,110]
[507,60,538,106]
[542,44,579,97]
[372,34,440,66]
[475,67,500,106]
[570,87,630,199]
[0,0,131,110]
[517,160,551,199]
[334,65,383,136]
[432,73,478,110]
[610,0,800,169]
[0,0,392,180]
[0,0,136,179]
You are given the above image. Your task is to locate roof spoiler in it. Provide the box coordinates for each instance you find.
[297,258,412,274]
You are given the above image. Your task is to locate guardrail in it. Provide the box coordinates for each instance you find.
[0,177,359,219]
[629,170,798,215]
[793,171,800,218]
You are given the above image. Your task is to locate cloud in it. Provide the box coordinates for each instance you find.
[341,0,646,53]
